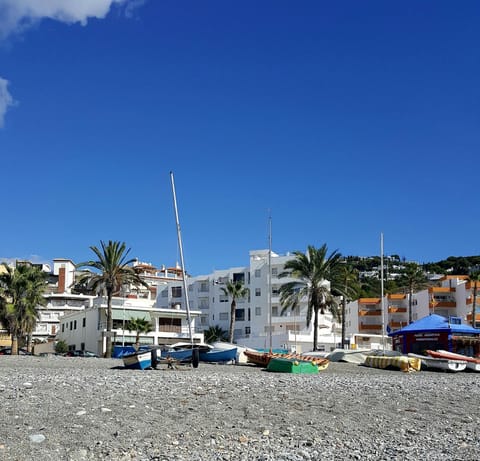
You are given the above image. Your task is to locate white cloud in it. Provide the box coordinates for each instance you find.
[0,76,15,127]
[0,0,143,40]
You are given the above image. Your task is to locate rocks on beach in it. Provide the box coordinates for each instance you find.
[0,355,479,460]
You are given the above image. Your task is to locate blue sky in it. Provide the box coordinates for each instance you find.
[0,0,479,275]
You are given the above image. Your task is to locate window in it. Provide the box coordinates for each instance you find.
[271,267,278,276]
[200,316,208,325]
[172,286,182,298]
[235,309,245,321]
[255,288,261,297]
[82,318,86,328]
[233,273,245,283]
[69,321,73,330]
[62,324,65,332]
[272,285,280,296]
[161,289,168,298]
[219,312,229,321]
[219,294,229,303]
[74,320,77,330]
[255,307,261,316]
[272,305,278,317]
[245,326,251,335]
[199,297,209,309]
[199,282,209,292]
[255,269,261,278]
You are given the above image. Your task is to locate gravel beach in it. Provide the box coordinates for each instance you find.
[0,355,479,461]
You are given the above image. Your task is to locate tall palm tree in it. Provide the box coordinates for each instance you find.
[331,263,360,349]
[397,262,428,324]
[221,280,249,344]
[76,241,148,358]
[469,271,480,328]
[125,317,152,350]
[279,244,345,351]
[0,263,47,354]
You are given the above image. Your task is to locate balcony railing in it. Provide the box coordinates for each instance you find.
[358,309,382,316]
[359,323,382,331]
[388,306,407,313]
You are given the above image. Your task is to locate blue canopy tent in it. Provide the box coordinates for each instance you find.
[388,314,480,355]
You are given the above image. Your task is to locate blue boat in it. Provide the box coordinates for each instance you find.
[122,350,152,370]
[199,347,237,363]
[161,348,193,361]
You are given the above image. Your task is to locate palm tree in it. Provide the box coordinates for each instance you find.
[204,325,229,343]
[221,280,249,344]
[279,244,345,351]
[331,263,360,349]
[469,271,480,328]
[125,317,152,350]
[397,263,428,324]
[76,240,149,358]
[0,263,47,354]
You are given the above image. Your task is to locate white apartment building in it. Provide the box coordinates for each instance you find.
[161,249,342,353]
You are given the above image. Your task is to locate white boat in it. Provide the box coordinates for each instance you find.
[408,353,467,372]
[427,350,480,372]
[122,349,152,370]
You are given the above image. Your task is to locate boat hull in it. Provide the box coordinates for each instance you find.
[244,350,329,369]
[365,355,422,372]
[427,350,480,372]
[122,351,152,370]
[408,353,467,372]
[267,357,321,374]
[161,348,193,361]
[199,347,237,363]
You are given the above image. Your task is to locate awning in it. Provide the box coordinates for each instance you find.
[112,309,151,321]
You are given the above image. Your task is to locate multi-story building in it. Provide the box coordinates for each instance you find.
[161,249,341,353]
[345,274,480,348]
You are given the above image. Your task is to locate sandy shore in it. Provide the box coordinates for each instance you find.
[0,355,479,460]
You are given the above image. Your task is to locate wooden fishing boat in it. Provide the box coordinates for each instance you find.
[408,353,467,372]
[427,350,480,372]
[244,350,329,369]
[267,357,321,374]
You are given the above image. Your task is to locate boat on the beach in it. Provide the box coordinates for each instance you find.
[122,349,152,370]
[426,350,480,372]
[408,353,467,372]
[267,357,323,374]
[199,346,237,363]
[364,354,422,372]
[244,349,329,369]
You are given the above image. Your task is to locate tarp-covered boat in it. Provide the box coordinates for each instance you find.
[267,357,323,374]
[364,355,422,372]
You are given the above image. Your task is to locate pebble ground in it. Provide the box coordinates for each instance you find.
[0,355,479,460]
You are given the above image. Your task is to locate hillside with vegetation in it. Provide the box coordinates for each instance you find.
[344,254,480,298]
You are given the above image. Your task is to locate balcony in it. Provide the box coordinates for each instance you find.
[389,321,408,329]
[429,301,456,309]
[358,309,382,316]
[388,306,407,313]
[359,323,382,331]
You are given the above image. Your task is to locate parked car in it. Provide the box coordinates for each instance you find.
[0,347,32,355]
[64,350,98,358]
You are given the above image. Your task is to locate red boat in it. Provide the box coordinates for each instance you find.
[426,350,480,372]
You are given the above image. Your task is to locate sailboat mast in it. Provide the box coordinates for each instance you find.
[380,232,386,352]
[170,171,194,347]
[268,214,272,352]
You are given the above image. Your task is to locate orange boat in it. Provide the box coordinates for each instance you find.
[244,350,329,369]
